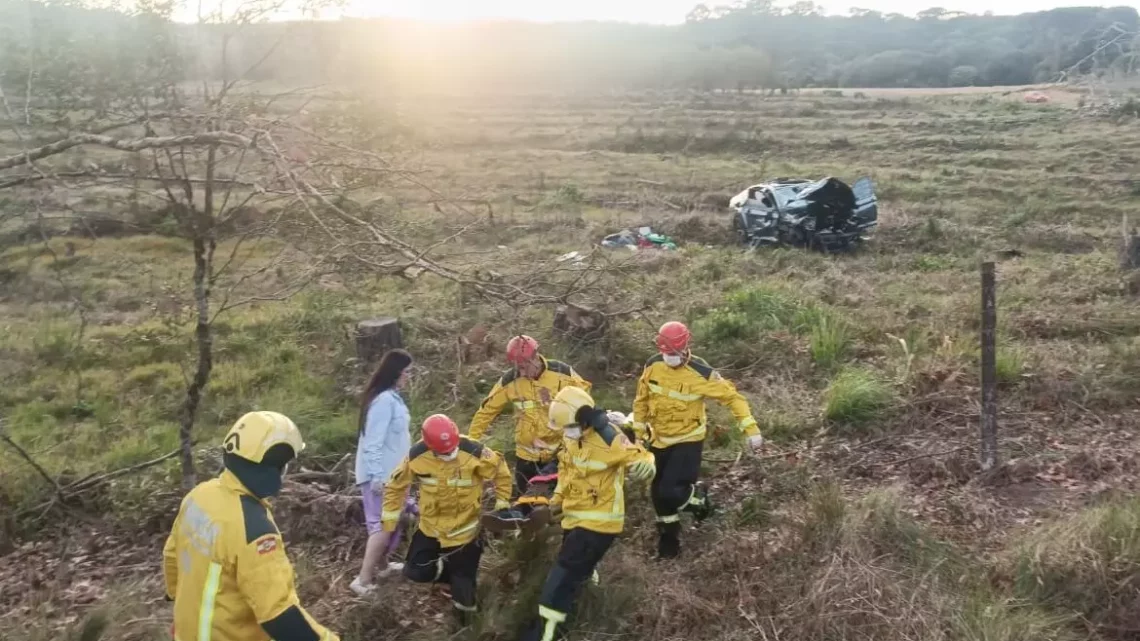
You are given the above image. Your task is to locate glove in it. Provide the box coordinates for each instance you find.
[632,422,651,444]
[746,434,764,455]
[494,499,511,511]
[627,459,655,482]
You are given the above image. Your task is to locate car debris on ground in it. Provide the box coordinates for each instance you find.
[729,176,878,251]
[600,226,678,251]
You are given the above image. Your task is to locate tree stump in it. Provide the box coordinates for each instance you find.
[355,318,403,365]
[553,304,608,343]
[459,325,495,365]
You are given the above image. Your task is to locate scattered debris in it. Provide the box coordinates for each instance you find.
[556,250,585,264]
[600,226,678,251]
[729,176,878,251]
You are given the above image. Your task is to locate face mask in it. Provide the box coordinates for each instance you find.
[437,450,458,462]
[663,353,684,367]
[563,427,582,440]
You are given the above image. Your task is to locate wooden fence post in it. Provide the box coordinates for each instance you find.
[980,261,999,471]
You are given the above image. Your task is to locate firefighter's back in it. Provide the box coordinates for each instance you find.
[170,476,277,641]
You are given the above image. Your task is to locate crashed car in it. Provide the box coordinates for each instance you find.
[729,176,878,251]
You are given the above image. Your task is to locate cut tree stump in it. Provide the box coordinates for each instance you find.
[553,304,608,343]
[355,318,403,365]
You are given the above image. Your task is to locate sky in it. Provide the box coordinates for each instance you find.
[341,0,1140,24]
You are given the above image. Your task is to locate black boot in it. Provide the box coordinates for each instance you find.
[656,521,681,560]
[453,606,477,632]
[683,482,715,523]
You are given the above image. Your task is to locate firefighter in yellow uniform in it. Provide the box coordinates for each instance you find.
[519,387,656,641]
[468,335,591,496]
[382,414,512,628]
[163,411,340,641]
[632,321,764,559]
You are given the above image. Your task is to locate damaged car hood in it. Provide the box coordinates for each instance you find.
[730,176,878,251]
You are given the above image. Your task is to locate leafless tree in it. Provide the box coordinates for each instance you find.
[0,0,635,495]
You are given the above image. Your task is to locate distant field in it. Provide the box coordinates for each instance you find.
[799,83,1085,104]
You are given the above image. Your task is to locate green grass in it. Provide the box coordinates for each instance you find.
[809,316,851,370]
[1009,496,1140,633]
[691,285,853,372]
[823,367,895,430]
[6,87,1140,641]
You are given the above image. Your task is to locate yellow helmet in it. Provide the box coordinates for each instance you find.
[222,411,305,466]
[548,386,595,431]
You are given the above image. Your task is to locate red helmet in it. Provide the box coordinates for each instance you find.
[422,414,459,455]
[506,335,539,365]
[656,321,691,354]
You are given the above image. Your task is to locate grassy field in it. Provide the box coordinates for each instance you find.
[4,86,1140,641]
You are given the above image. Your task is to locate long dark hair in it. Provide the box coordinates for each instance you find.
[358,349,413,437]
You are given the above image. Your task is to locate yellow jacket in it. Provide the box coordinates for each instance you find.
[162,471,337,641]
[550,420,655,535]
[468,357,591,463]
[382,436,512,547]
[632,353,758,449]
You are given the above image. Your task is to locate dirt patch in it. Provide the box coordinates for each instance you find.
[662,214,729,246]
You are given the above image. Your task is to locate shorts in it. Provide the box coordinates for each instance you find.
[360,481,384,535]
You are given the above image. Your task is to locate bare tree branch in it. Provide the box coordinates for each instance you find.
[0,131,254,171]
[0,419,65,500]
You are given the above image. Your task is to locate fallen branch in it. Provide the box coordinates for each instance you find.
[16,447,182,519]
[64,448,181,494]
[888,445,971,467]
[0,420,65,500]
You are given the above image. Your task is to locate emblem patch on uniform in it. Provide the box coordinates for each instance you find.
[482,447,494,460]
[538,388,551,404]
[255,535,278,555]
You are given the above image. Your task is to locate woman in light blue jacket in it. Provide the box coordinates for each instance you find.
[350,348,413,596]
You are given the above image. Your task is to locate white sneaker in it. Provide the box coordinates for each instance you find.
[378,561,404,577]
[349,576,376,596]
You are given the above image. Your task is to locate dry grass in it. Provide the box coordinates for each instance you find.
[4,87,1140,641]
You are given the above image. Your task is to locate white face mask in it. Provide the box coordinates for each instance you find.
[563,427,582,441]
[437,450,458,462]
[663,353,684,367]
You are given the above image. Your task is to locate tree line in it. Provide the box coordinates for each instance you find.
[0,0,1138,101]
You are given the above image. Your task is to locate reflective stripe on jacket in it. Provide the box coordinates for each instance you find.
[162,471,338,641]
[467,357,591,462]
[551,421,654,535]
[632,353,758,449]
[381,436,512,547]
